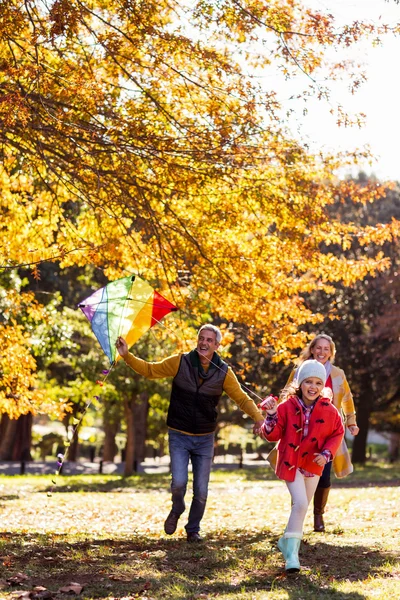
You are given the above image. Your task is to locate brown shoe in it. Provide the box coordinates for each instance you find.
[187,532,203,543]
[314,514,325,532]
[164,511,180,535]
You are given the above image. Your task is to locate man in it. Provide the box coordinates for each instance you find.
[116,324,264,543]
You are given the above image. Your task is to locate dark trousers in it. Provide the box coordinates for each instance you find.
[317,460,332,489]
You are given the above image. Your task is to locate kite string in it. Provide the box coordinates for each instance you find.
[47,362,116,497]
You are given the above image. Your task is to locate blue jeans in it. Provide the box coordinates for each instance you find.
[168,429,214,534]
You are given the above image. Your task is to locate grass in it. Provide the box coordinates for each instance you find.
[0,462,399,599]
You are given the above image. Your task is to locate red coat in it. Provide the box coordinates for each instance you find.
[264,395,344,482]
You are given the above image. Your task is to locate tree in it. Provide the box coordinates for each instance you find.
[1,1,400,425]
[296,175,400,463]
[0,282,73,459]
[0,272,70,455]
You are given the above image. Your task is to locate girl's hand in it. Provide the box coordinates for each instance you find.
[313,453,328,467]
[348,425,359,436]
[258,395,278,414]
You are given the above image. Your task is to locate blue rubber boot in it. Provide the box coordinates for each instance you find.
[284,535,301,573]
[277,536,287,556]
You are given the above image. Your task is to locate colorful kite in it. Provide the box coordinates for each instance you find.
[78,274,177,364]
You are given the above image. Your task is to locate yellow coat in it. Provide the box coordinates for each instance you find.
[268,365,357,478]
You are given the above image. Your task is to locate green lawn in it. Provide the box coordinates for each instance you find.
[0,463,399,599]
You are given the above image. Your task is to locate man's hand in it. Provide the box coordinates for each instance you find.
[348,425,359,436]
[116,336,129,358]
[253,419,264,435]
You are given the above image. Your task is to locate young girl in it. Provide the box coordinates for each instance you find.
[287,333,359,532]
[260,359,344,573]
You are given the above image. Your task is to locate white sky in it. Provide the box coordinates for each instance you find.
[263,0,400,180]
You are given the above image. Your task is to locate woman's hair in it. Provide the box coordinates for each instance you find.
[294,333,336,366]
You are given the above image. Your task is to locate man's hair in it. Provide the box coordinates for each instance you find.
[198,324,222,344]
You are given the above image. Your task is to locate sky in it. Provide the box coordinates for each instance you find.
[263,0,400,181]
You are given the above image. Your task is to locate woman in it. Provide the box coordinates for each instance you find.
[285,334,359,532]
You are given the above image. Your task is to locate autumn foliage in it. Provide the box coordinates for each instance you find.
[0,288,70,417]
[1,0,400,416]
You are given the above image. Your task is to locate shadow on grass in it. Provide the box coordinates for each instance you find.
[0,529,396,599]
[0,495,20,502]
[47,467,278,494]
[233,464,400,488]
[2,462,399,496]
[43,463,400,495]
[44,473,171,493]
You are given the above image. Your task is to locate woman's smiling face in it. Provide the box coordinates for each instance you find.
[311,338,331,364]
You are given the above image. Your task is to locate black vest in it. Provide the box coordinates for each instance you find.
[167,351,229,434]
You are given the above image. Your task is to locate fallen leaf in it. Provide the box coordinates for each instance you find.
[108,575,132,582]
[2,557,14,567]
[57,583,83,594]
[8,573,30,585]
[32,589,53,600]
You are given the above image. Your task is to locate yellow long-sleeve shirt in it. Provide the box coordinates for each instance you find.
[123,352,263,424]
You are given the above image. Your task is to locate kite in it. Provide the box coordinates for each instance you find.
[78,274,178,365]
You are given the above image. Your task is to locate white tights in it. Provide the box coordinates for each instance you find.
[284,469,320,535]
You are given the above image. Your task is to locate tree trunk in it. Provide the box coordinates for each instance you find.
[0,415,18,460]
[0,414,9,445]
[103,419,120,462]
[0,414,32,460]
[62,406,83,462]
[134,392,149,464]
[124,397,136,477]
[67,427,79,462]
[352,381,373,464]
[388,432,400,463]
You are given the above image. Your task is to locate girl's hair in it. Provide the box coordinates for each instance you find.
[280,381,299,402]
[279,380,332,403]
[294,333,336,366]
